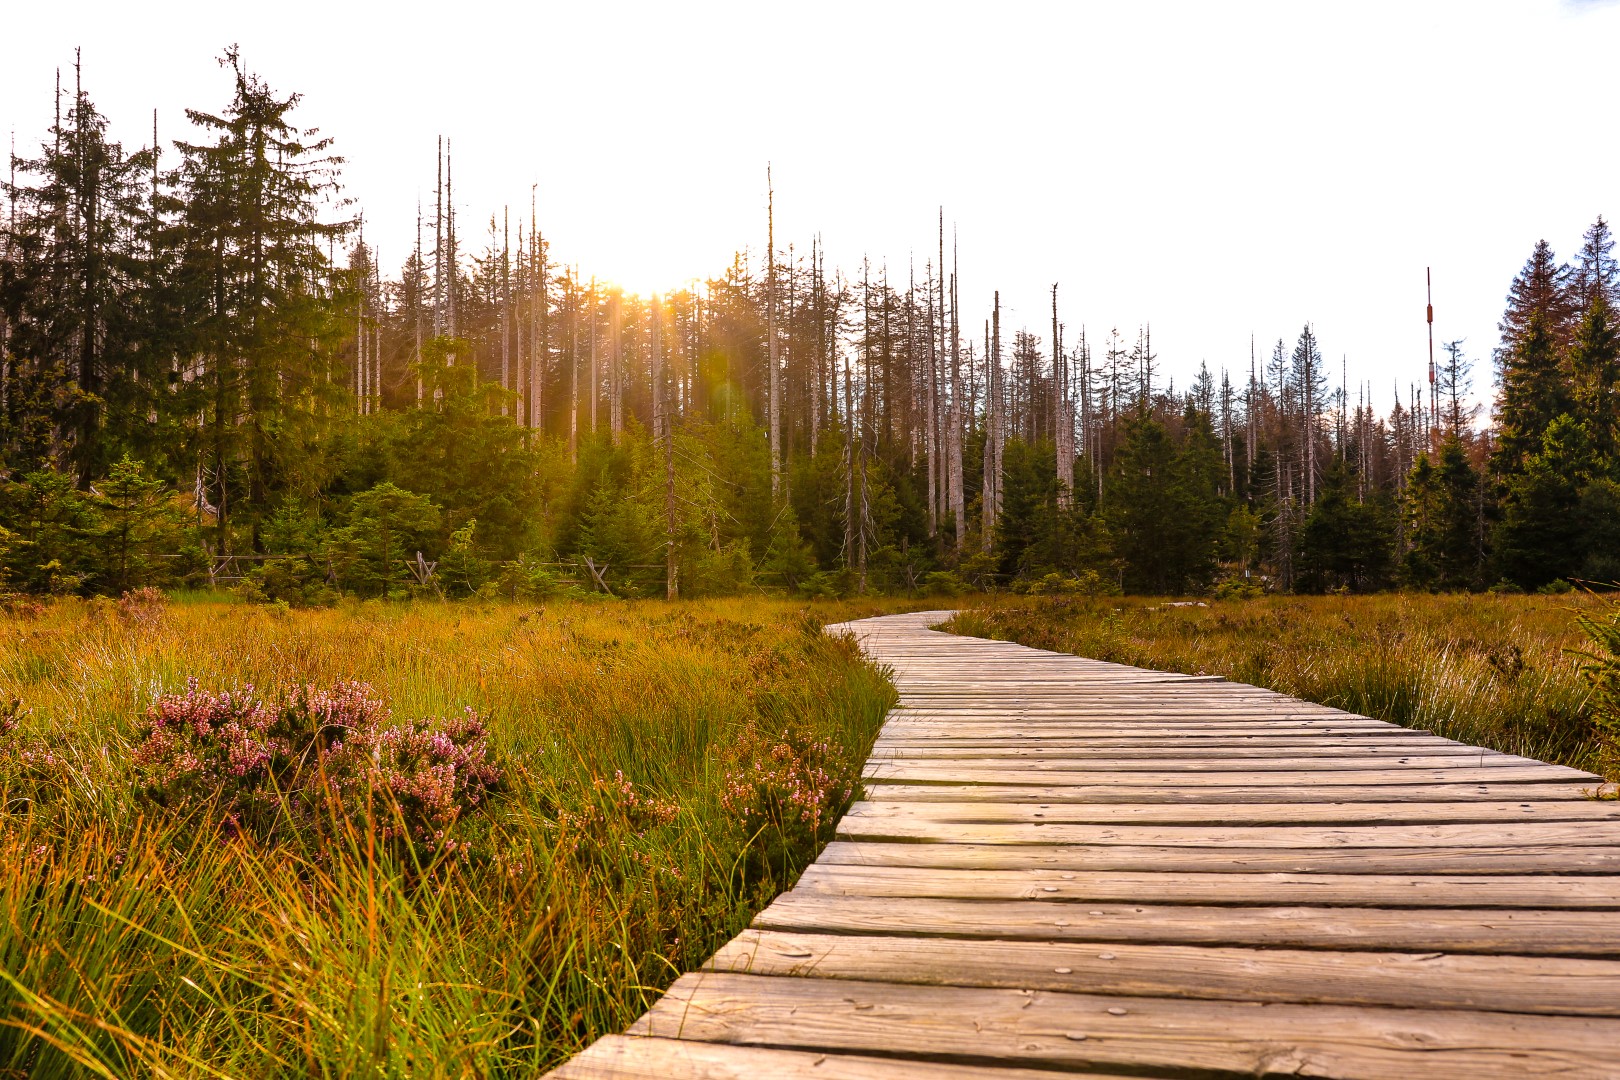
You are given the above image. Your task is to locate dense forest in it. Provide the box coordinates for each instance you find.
[2,52,1616,600]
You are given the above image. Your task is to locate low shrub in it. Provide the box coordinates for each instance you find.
[721,724,851,880]
[131,678,504,856]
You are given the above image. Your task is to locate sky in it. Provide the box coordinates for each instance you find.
[5,0,1619,408]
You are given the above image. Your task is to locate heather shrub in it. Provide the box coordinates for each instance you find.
[721,723,852,880]
[116,586,167,626]
[131,678,503,855]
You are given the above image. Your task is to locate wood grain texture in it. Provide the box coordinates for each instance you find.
[711,929,1620,1016]
[547,610,1620,1079]
[633,972,1620,1078]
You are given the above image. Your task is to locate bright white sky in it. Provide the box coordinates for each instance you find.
[6,0,1619,406]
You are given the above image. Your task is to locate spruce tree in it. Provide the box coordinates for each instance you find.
[1299,461,1393,592]
[1,63,159,481]
[1572,216,1620,310]
[1493,415,1596,588]
[1567,292,1620,460]
[1497,239,1573,365]
[171,47,347,549]
[1402,439,1484,590]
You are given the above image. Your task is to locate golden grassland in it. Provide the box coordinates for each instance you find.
[946,592,1612,775]
[0,594,920,1077]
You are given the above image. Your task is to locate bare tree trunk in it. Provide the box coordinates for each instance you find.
[610,289,623,441]
[924,265,938,538]
[935,213,947,538]
[858,277,870,595]
[501,208,511,416]
[784,247,795,482]
[414,202,424,406]
[434,138,443,340]
[569,269,578,463]
[1053,283,1073,509]
[531,188,543,433]
[655,295,677,599]
[445,143,456,343]
[810,236,822,457]
[843,334,855,568]
[766,167,781,498]
[588,277,598,437]
[515,222,526,424]
[982,293,1004,553]
[356,234,366,416]
[949,234,965,550]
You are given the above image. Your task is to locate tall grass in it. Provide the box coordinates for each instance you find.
[945,593,1605,773]
[0,595,905,1076]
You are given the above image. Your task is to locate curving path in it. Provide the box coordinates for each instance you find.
[550,610,1620,1078]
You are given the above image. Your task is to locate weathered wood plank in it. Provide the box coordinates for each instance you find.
[858,782,1604,804]
[547,1034,1100,1079]
[791,863,1620,908]
[874,744,1483,761]
[817,840,1620,874]
[755,893,1620,956]
[863,764,1599,785]
[868,753,1539,771]
[835,818,1620,848]
[873,734,1462,748]
[633,972,1620,1078]
[844,799,1620,825]
[712,929,1620,1016]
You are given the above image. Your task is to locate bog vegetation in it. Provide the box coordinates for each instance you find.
[0,594,901,1075]
[3,50,1618,604]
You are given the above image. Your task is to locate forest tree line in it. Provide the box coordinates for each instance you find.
[1,51,1616,600]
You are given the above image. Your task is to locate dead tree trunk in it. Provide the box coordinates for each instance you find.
[949,239,965,551]
[610,289,623,441]
[766,167,781,498]
[1054,283,1073,510]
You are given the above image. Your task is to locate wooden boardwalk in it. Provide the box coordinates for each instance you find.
[550,610,1620,1078]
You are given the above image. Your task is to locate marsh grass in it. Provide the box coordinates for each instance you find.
[0,595,908,1077]
[946,593,1607,774]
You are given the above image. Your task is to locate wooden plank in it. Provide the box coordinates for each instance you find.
[866,754,1538,771]
[754,893,1620,956]
[879,724,1415,736]
[879,721,1427,735]
[547,1035,1097,1079]
[834,818,1620,848]
[863,764,1599,785]
[817,840,1620,874]
[884,705,1371,712]
[712,929,1620,1016]
[632,972,1620,1078]
[844,799,1620,825]
[873,734,1463,748]
[872,736,1470,751]
[790,864,1620,909]
[868,748,1509,764]
[858,782,1604,804]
